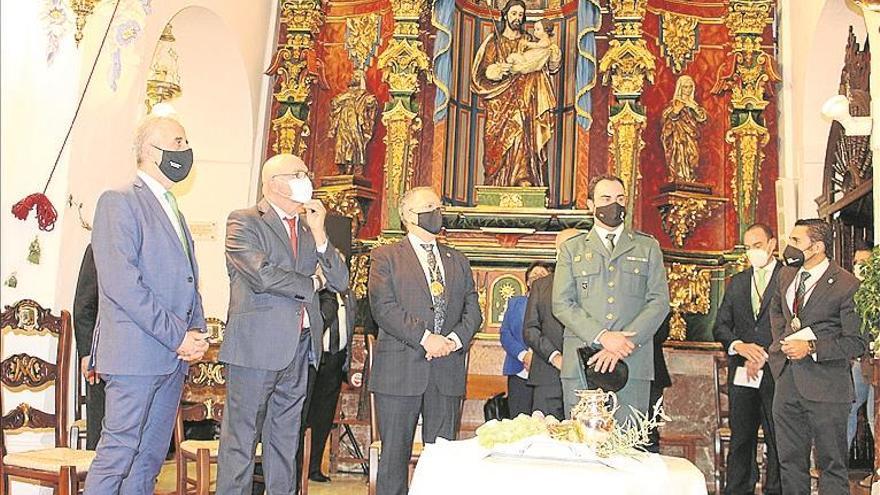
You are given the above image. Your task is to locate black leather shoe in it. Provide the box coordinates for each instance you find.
[308,472,331,483]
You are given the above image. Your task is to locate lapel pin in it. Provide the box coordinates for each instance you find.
[828,278,834,284]
[574,255,582,262]
[581,282,588,290]
[446,252,451,257]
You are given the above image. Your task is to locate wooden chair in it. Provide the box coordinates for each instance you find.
[712,351,767,494]
[173,318,311,494]
[367,334,469,495]
[1,299,95,495]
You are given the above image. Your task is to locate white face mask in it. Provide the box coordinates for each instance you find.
[288,177,313,204]
[854,264,865,281]
[746,248,770,268]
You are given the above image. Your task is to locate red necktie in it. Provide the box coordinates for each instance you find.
[286,218,298,257]
[286,217,306,330]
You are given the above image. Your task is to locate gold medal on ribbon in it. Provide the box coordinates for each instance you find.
[430,281,445,297]
[790,316,801,332]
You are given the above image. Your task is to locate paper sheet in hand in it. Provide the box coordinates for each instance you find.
[783,327,816,341]
[733,366,763,389]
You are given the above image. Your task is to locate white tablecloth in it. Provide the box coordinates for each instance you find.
[409,438,707,495]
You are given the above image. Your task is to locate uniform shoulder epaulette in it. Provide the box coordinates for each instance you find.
[632,230,655,239]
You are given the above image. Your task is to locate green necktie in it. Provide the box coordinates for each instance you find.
[163,191,190,259]
[752,267,767,316]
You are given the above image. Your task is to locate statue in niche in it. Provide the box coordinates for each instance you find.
[471,0,561,188]
[328,70,378,176]
[661,75,707,184]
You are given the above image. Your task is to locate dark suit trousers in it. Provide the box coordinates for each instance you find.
[530,381,564,420]
[507,375,533,417]
[726,365,781,495]
[294,349,346,486]
[217,330,311,495]
[85,379,106,450]
[773,366,850,495]
[375,379,460,495]
[83,365,185,495]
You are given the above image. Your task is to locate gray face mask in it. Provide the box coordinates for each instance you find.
[416,208,443,235]
[153,145,194,183]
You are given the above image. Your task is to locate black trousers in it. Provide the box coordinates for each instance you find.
[530,380,564,420]
[773,366,850,495]
[85,379,106,450]
[507,375,533,417]
[301,350,346,476]
[645,381,664,454]
[726,364,781,495]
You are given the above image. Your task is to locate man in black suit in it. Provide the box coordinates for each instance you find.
[769,219,866,495]
[522,229,580,419]
[73,244,104,450]
[714,223,782,494]
[368,187,482,495]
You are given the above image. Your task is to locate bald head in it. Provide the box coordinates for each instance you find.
[261,154,308,186]
[555,228,581,251]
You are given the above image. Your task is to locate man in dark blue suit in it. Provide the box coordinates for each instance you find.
[714,223,782,495]
[500,262,552,417]
[84,115,209,494]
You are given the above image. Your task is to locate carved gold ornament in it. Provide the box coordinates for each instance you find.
[345,14,382,70]
[666,263,711,341]
[599,39,656,97]
[272,107,310,156]
[660,13,699,74]
[724,0,773,36]
[323,189,365,236]
[381,101,420,202]
[499,193,524,209]
[350,254,370,300]
[378,39,430,94]
[190,362,225,387]
[608,0,647,20]
[1,354,56,388]
[725,114,769,228]
[608,102,646,218]
[656,195,723,248]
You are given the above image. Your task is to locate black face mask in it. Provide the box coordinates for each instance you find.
[153,145,194,183]
[416,208,443,235]
[782,244,808,267]
[594,202,626,228]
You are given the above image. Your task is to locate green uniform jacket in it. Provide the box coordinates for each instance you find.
[552,228,670,381]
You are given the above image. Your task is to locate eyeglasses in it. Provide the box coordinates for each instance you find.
[274,171,313,181]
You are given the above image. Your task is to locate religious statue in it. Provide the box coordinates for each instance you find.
[328,70,379,176]
[471,0,561,188]
[661,75,707,183]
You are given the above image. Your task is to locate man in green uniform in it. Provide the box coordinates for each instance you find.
[552,175,670,424]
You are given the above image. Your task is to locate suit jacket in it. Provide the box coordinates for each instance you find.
[499,296,528,376]
[73,244,99,360]
[368,238,482,397]
[714,263,782,372]
[552,229,670,381]
[523,274,564,386]
[768,261,866,403]
[653,313,672,389]
[91,177,206,375]
[318,287,356,372]
[221,199,348,371]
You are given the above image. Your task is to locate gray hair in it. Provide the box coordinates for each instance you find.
[133,114,181,165]
[399,186,438,229]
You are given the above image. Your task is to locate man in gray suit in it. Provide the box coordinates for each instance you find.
[523,229,581,419]
[84,115,209,494]
[553,175,670,424]
[368,187,482,495]
[216,153,348,495]
[769,219,866,495]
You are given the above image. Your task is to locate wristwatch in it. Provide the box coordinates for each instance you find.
[807,340,817,354]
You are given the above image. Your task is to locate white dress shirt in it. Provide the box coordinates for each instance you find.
[785,257,830,313]
[137,170,184,243]
[322,293,349,352]
[407,233,462,351]
[267,201,329,330]
[728,258,777,355]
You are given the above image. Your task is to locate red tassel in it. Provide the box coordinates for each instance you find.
[11,193,58,231]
